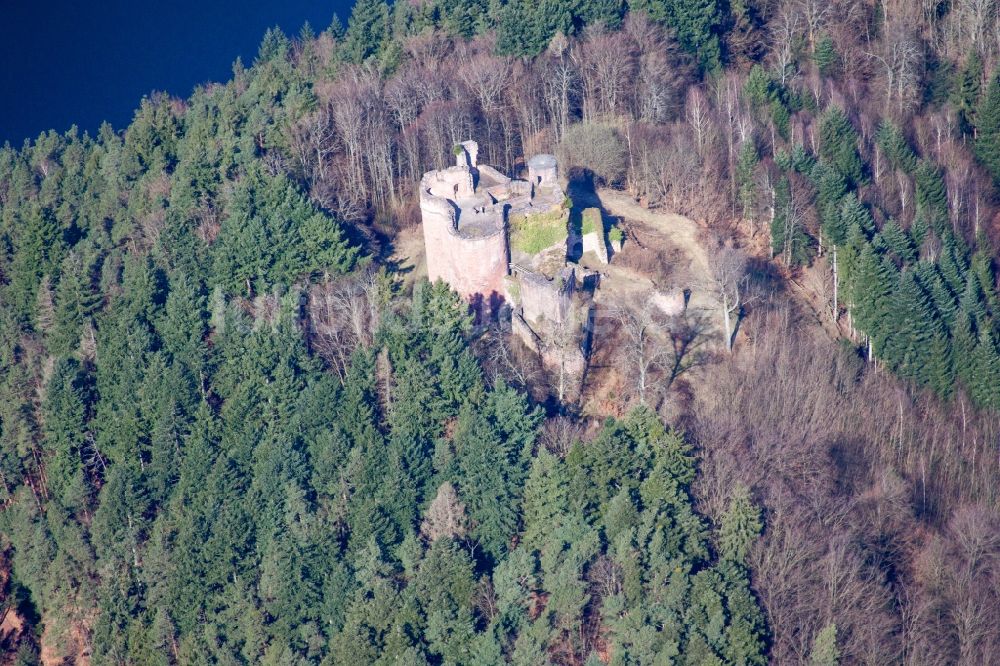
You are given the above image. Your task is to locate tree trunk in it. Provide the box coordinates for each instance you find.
[723,294,734,353]
[832,245,839,321]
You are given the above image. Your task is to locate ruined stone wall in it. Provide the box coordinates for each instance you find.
[512,313,542,354]
[425,166,475,199]
[519,270,572,326]
[477,164,510,184]
[457,140,479,168]
[527,154,558,188]
[581,232,609,264]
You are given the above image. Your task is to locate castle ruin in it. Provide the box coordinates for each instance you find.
[419,141,597,400]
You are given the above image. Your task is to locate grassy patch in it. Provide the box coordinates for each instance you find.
[581,208,602,236]
[510,208,568,255]
[609,226,624,244]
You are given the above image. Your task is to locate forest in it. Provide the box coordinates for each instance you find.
[3,0,1000,663]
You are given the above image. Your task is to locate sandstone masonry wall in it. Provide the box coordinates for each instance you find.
[420,170,509,309]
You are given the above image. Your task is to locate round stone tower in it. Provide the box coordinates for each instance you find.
[419,165,509,316]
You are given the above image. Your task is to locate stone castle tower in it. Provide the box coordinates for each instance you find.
[419,141,512,313]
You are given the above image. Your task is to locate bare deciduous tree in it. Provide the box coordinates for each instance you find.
[421,482,470,542]
[707,245,748,352]
[867,19,924,115]
[615,298,673,405]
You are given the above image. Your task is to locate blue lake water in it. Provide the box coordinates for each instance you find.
[1,0,354,145]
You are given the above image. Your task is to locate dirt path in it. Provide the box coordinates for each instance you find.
[597,188,713,279]
[388,224,427,289]
[593,188,723,346]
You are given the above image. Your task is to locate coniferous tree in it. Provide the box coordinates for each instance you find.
[810,624,840,666]
[813,162,847,234]
[852,245,897,360]
[976,72,1000,183]
[50,249,100,356]
[876,121,917,172]
[736,141,759,221]
[969,328,1000,409]
[878,220,917,265]
[521,449,571,552]
[814,35,838,77]
[719,484,762,565]
[411,538,477,663]
[956,52,983,136]
[939,230,971,297]
[818,107,863,186]
[667,0,722,71]
[915,262,957,329]
[43,358,91,511]
[881,270,954,396]
[914,160,949,231]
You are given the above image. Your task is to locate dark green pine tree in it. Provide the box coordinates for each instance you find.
[878,220,917,265]
[914,160,949,232]
[852,245,897,361]
[298,209,358,280]
[50,249,101,357]
[342,0,390,63]
[812,161,848,235]
[839,193,876,238]
[882,270,952,395]
[818,107,863,186]
[716,553,768,665]
[939,229,971,297]
[736,140,758,221]
[951,299,979,391]
[789,144,817,174]
[521,449,571,552]
[969,328,1000,409]
[327,12,346,41]
[159,271,207,381]
[667,0,722,72]
[8,204,66,323]
[975,72,1000,183]
[386,360,442,530]
[914,261,957,330]
[719,484,762,565]
[566,413,649,523]
[813,34,838,77]
[409,538,477,663]
[956,51,983,136]
[89,458,153,664]
[625,0,721,71]
[925,325,955,399]
[440,0,504,39]
[452,397,534,562]
[743,65,772,112]
[255,27,290,64]
[331,540,396,661]
[970,247,999,317]
[42,357,92,511]
[494,0,546,57]
[875,120,917,172]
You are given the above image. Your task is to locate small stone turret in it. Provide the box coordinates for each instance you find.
[527,154,558,188]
